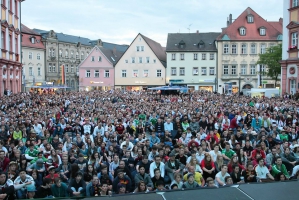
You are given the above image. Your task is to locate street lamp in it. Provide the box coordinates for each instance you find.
[214,75,217,94]
[238,73,241,96]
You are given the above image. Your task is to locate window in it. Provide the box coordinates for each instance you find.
[193,67,199,75]
[171,53,176,60]
[210,53,214,60]
[15,0,18,14]
[260,44,266,54]
[241,65,247,75]
[141,46,144,51]
[48,64,52,72]
[250,65,256,75]
[15,37,18,53]
[136,46,140,51]
[260,28,266,36]
[71,51,74,58]
[51,49,55,57]
[247,15,254,23]
[132,57,135,63]
[250,44,256,54]
[179,67,185,76]
[156,70,162,77]
[240,27,246,35]
[7,0,10,10]
[146,57,150,63]
[293,0,298,7]
[122,70,127,77]
[125,59,128,63]
[91,56,95,61]
[202,53,206,60]
[209,67,215,75]
[37,53,40,60]
[37,67,41,76]
[65,64,68,73]
[231,65,237,75]
[292,32,298,46]
[261,65,266,73]
[194,53,198,60]
[231,44,237,54]
[180,54,184,60]
[28,52,32,59]
[133,70,138,77]
[98,56,102,61]
[139,57,142,63]
[171,67,177,75]
[65,50,68,58]
[1,31,5,49]
[241,44,247,54]
[29,67,33,76]
[52,64,56,72]
[76,66,79,72]
[31,37,35,44]
[104,70,109,78]
[59,49,62,57]
[223,65,228,74]
[86,70,91,78]
[153,59,156,63]
[76,52,79,59]
[81,52,84,60]
[143,70,149,77]
[71,65,74,73]
[224,44,229,54]
[201,67,207,75]
[8,35,12,51]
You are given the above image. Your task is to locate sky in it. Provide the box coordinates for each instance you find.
[21,0,283,46]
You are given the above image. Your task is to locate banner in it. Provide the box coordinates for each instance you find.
[61,65,65,85]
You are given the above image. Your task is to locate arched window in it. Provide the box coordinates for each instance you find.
[76,51,79,59]
[239,27,246,36]
[65,50,69,58]
[81,52,84,60]
[71,51,74,58]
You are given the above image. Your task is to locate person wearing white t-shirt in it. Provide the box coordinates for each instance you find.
[255,158,274,181]
[215,164,230,186]
[209,145,221,162]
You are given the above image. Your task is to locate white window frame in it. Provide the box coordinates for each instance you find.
[260,28,266,36]
[193,67,199,75]
[250,44,256,54]
[122,70,127,77]
[293,0,298,7]
[260,44,266,54]
[133,70,138,77]
[125,59,128,63]
[143,70,149,77]
[202,53,206,60]
[29,52,32,59]
[91,56,95,61]
[59,49,62,57]
[241,65,247,75]
[180,54,184,60]
[250,65,256,75]
[247,15,253,23]
[241,44,247,54]
[146,57,150,63]
[29,67,33,76]
[132,57,135,63]
[52,64,56,72]
[172,53,176,60]
[71,65,74,73]
[139,57,142,63]
[37,53,41,60]
[240,27,246,35]
[48,64,52,72]
[31,37,35,44]
[65,50,68,58]
[104,70,109,78]
[231,44,237,54]
[86,70,91,78]
[98,56,102,62]
[223,65,228,75]
[141,46,144,51]
[201,67,207,75]
[81,52,84,60]
[210,53,214,60]
[292,32,298,46]
[136,46,140,52]
[156,69,162,77]
[194,53,198,60]
[231,65,237,75]
[37,67,41,76]
[71,51,74,58]
[179,67,185,76]
[209,67,215,75]
[171,67,177,76]
[224,44,229,54]
[65,64,69,73]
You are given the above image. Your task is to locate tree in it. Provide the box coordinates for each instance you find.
[256,44,282,87]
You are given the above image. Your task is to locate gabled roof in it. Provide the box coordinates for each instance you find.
[217,7,282,41]
[166,32,220,52]
[21,24,45,49]
[21,24,40,36]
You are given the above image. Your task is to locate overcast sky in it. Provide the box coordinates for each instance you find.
[21,0,283,46]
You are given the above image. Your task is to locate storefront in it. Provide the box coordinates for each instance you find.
[199,86,213,92]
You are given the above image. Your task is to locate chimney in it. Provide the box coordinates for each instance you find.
[98,39,103,47]
[229,14,232,25]
[196,30,199,34]
[279,17,283,24]
[227,20,230,27]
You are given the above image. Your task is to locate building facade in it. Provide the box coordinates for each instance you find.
[21,24,45,90]
[281,0,299,95]
[0,0,23,96]
[217,8,282,94]
[166,32,220,91]
[79,45,124,91]
[114,33,166,91]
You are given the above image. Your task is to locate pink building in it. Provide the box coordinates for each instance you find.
[79,45,123,91]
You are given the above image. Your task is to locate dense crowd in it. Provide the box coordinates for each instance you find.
[0,89,299,199]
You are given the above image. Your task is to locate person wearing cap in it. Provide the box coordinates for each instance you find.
[182,173,200,189]
[68,172,86,196]
[14,170,34,199]
[26,158,45,183]
[45,166,59,184]
[112,169,132,194]
[165,152,185,182]
[7,161,18,181]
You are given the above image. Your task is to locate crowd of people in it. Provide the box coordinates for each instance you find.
[0,89,299,199]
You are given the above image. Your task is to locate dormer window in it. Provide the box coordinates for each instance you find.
[179,40,185,49]
[30,37,35,44]
[247,15,254,23]
[239,27,246,36]
[260,28,266,36]
[198,40,205,48]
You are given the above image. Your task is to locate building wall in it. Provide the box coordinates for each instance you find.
[166,52,217,91]
[0,0,22,96]
[115,34,165,90]
[217,41,281,94]
[282,0,290,60]
[79,47,114,91]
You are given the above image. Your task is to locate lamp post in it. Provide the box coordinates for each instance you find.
[238,73,241,96]
[214,76,217,94]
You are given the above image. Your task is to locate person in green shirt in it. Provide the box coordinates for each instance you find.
[271,157,290,179]
[279,130,289,142]
[25,143,40,160]
[222,143,236,163]
[13,127,23,140]
[139,113,146,121]
[30,152,48,164]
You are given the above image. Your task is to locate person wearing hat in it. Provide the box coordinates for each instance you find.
[165,152,185,182]
[45,166,59,184]
[14,170,34,199]
[7,161,18,181]
[182,173,200,189]
[112,169,132,194]
[68,172,86,196]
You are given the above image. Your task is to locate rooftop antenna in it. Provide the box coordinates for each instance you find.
[187,24,192,33]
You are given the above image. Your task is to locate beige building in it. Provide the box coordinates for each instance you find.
[114,33,166,91]
[216,8,282,94]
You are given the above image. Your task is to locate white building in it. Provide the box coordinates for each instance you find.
[166,32,220,91]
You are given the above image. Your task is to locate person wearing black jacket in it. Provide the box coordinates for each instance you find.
[112,169,132,194]
[0,172,15,200]
[68,172,86,197]
[155,118,165,137]
[113,160,132,180]
[35,178,52,198]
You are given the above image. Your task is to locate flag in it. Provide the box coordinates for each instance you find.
[61,65,65,85]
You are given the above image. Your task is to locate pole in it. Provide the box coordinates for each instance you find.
[239,75,241,95]
[259,64,262,87]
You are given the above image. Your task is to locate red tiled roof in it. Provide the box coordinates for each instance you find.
[217,7,282,41]
[21,24,45,49]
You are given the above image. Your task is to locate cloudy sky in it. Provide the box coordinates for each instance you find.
[21,0,283,46]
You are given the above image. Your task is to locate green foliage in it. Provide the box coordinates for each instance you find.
[256,44,282,86]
